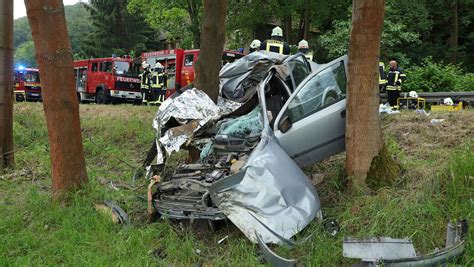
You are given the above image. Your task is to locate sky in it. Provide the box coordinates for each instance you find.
[14,0,85,19]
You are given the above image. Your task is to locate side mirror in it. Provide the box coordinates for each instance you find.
[278,116,292,133]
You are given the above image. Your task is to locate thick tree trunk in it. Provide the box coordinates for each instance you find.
[283,15,292,44]
[187,0,201,48]
[450,0,458,64]
[25,0,88,199]
[346,0,397,190]
[0,1,15,170]
[194,0,227,103]
[303,0,310,40]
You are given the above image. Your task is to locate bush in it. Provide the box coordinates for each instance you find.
[403,57,472,92]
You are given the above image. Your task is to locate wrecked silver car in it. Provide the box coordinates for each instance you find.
[145,51,348,244]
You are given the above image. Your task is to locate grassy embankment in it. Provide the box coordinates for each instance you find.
[0,102,472,265]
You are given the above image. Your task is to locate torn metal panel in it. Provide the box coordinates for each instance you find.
[343,237,417,260]
[220,51,287,101]
[158,120,200,156]
[152,88,241,164]
[256,233,297,267]
[209,131,321,245]
[343,220,468,266]
[95,200,129,224]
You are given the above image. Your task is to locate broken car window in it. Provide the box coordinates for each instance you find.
[287,55,311,90]
[287,61,346,123]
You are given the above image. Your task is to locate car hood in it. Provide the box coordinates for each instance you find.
[209,127,321,244]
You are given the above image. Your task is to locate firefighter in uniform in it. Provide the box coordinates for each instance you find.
[386,60,406,107]
[249,39,261,53]
[379,61,387,92]
[139,61,151,104]
[260,26,290,55]
[298,39,314,61]
[149,62,167,105]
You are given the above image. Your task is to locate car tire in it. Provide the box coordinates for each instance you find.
[96,88,108,104]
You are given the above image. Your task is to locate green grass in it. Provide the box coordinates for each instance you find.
[0,103,473,265]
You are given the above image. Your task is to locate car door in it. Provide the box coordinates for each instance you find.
[273,55,348,167]
[283,53,312,92]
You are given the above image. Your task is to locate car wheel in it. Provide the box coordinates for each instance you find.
[96,89,107,104]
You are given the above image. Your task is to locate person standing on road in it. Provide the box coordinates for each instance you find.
[260,26,290,55]
[386,60,406,107]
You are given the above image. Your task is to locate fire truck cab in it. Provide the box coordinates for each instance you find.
[74,57,142,104]
[13,67,42,102]
[142,49,244,98]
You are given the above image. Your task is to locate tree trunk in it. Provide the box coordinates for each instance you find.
[346,0,397,190]
[187,0,201,48]
[450,0,458,64]
[303,0,310,39]
[0,1,15,170]
[283,14,292,44]
[25,0,88,199]
[193,0,227,103]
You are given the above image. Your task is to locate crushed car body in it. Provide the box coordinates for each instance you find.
[146,51,349,244]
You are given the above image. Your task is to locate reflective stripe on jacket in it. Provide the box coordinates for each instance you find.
[386,67,406,91]
[265,40,284,54]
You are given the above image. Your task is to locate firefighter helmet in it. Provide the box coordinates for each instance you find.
[154,62,164,69]
[298,39,309,49]
[408,91,418,98]
[250,39,261,49]
[142,61,149,69]
[271,26,283,37]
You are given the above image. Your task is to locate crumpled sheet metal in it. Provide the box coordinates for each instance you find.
[152,88,241,164]
[343,220,468,266]
[220,51,287,101]
[209,130,321,244]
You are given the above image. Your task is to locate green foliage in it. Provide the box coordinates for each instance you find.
[13,17,32,49]
[65,4,93,59]
[1,104,473,265]
[13,4,93,66]
[403,57,472,92]
[127,0,202,49]
[82,0,158,58]
[14,41,36,67]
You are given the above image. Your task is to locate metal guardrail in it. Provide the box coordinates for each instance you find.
[380,91,474,103]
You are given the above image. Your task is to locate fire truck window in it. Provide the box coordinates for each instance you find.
[184,54,194,67]
[92,63,98,72]
[103,62,113,73]
[25,71,40,82]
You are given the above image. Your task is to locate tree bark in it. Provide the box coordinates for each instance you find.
[450,0,458,64]
[346,0,397,189]
[0,1,15,170]
[194,0,227,103]
[283,14,292,44]
[25,0,88,199]
[303,0,310,40]
[187,0,201,48]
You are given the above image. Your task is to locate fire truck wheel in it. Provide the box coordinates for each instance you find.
[96,88,109,104]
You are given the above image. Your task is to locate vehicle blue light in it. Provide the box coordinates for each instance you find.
[18,65,25,71]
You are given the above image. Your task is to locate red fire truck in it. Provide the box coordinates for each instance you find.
[13,67,42,102]
[74,56,142,104]
[141,49,244,98]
